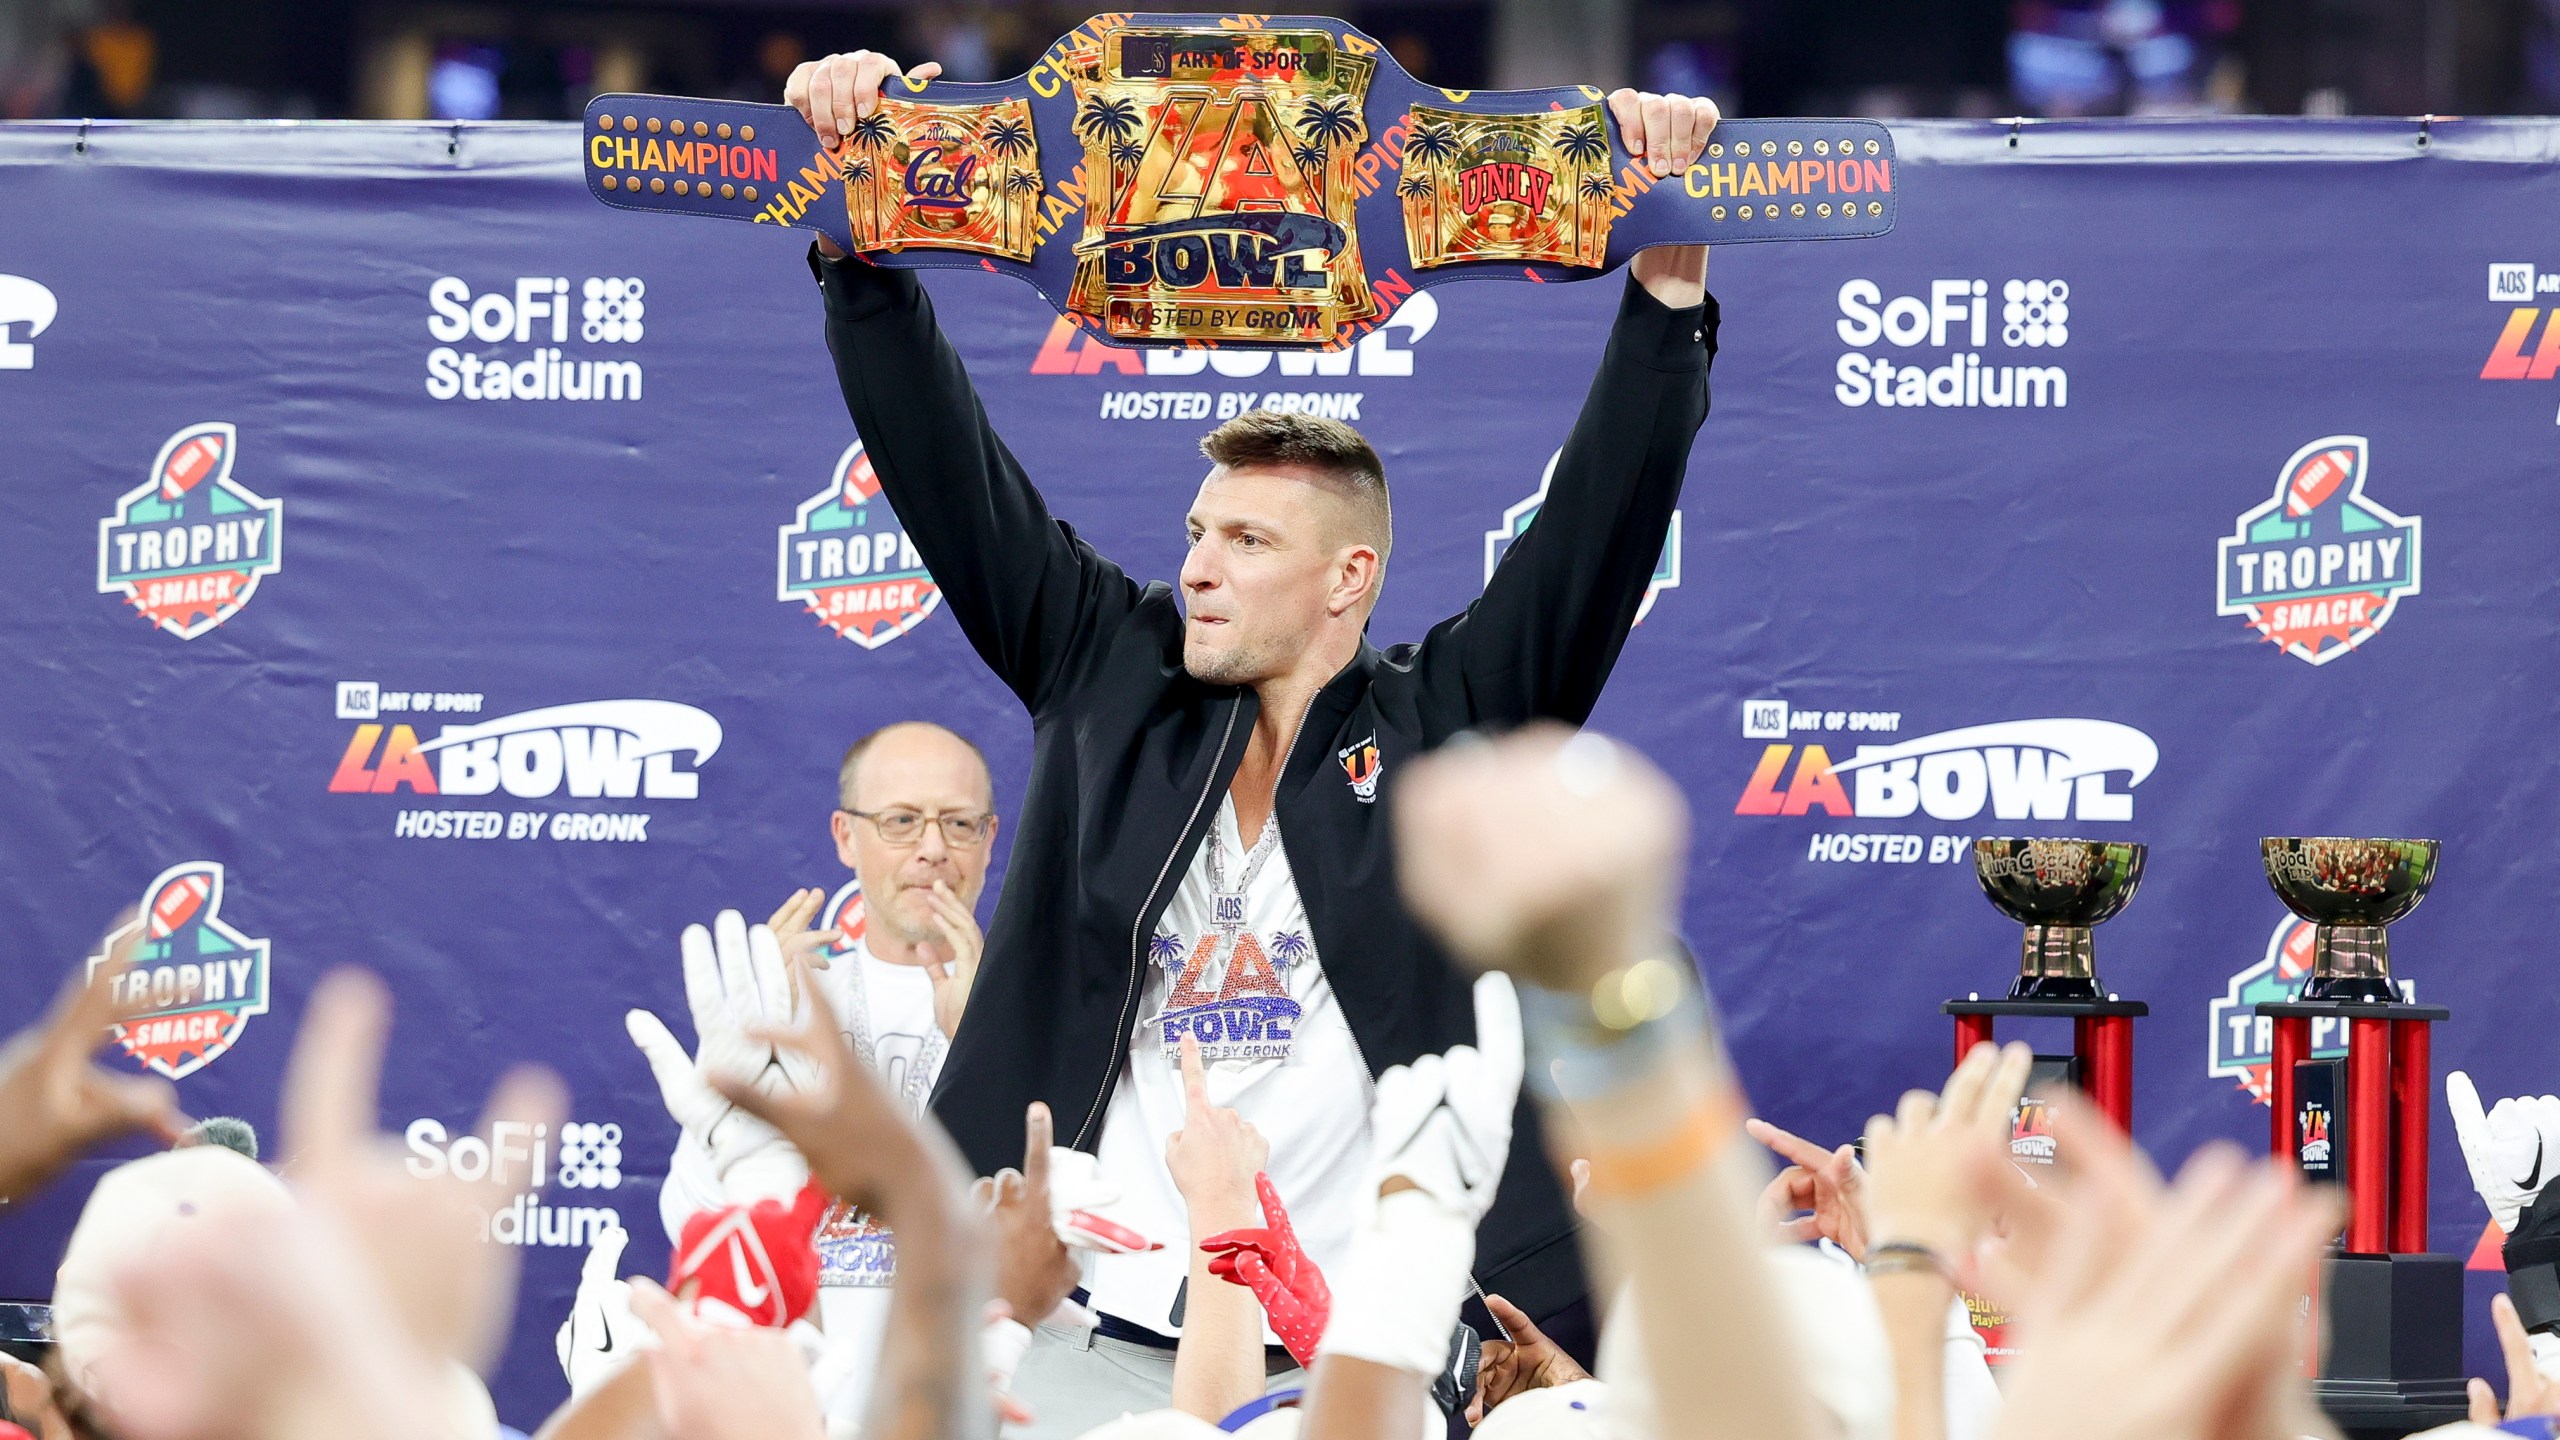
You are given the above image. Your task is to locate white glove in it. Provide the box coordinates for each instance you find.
[555,1225,647,1396]
[1363,972,1523,1224]
[1318,973,1524,1378]
[627,910,816,1203]
[1046,1145,1164,1256]
[2448,1071,2560,1234]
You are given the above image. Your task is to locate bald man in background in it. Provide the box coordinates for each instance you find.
[658,719,999,1422]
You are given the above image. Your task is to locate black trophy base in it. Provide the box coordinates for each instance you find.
[2316,1253,2468,1437]
[2007,973,2102,1001]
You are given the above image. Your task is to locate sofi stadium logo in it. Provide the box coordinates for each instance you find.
[407,1115,625,1247]
[1736,718,2156,824]
[2208,914,2413,1104]
[96,423,282,639]
[425,276,646,402]
[1486,449,1679,623]
[328,695,721,843]
[777,441,944,648]
[1833,278,2070,410]
[2215,436,2420,665]
[87,864,272,1081]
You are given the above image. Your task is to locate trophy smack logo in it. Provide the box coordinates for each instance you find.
[1487,450,1681,623]
[2215,436,2421,665]
[96,423,282,639]
[88,864,272,1081]
[777,440,944,649]
[2205,914,2413,1104]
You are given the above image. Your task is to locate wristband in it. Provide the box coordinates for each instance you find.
[1518,955,1722,1103]
[1864,1241,1957,1285]
[1577,1088,1744,1202]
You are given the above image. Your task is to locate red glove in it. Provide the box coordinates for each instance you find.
[1199,1172,1331,1366]
[668,1180,829,1327]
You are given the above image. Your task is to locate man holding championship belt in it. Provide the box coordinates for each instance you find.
[786,47,1720,1433]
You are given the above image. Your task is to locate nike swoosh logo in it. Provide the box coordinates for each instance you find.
[2519,1137,2545,1192]
[1431,1100,1484,1191]
[729,1238,772,1306]
[594,1314,615,1354]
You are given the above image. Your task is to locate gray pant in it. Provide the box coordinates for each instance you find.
[1007,1318,1306,1439]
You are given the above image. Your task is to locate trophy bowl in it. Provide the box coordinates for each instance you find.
[1973,839,2147,1001]
[2260,838,2439,1004]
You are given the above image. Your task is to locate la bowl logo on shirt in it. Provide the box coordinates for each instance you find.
[2215,436,2421,665]
[1486,450,1680,623]
[777,441,944,648]
[817,879,868,963]
[2206,914,2412,1104]
[96,423,282,639]
[87,864,272,1081]
[1150,923,1307,1063]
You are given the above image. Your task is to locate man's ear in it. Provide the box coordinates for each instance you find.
[1330,544,1383,617]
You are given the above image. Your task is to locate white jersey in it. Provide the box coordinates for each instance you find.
[1085,796,1376,1340]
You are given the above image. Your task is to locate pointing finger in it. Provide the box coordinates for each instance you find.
[1179,1035,1209,1113]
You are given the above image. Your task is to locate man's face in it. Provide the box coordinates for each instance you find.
[1180,465,1364,686]
[830,728,997,947]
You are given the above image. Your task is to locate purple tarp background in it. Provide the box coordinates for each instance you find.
[3,115,2557,1427]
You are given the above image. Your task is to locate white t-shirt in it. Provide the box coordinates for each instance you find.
[659,936,945,1422]
[1086,795,1376,1340]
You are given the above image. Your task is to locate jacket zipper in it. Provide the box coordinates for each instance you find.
[1074,694,1245,1152]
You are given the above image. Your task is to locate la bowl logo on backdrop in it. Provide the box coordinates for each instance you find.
[2206,914,2414,1103]
[330,690,720,842]
[2215,436,2421,664]
[776,441,943,648]
[88,864,271,1081]
[1737,717,2156,821]
[96,423,282,639]
[1486,449,1680,623]
[0,273,58,369]
[2479,261,2560,425]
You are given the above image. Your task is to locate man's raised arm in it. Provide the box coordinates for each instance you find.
[1409,91,1720,730]
[793,51,1138,715]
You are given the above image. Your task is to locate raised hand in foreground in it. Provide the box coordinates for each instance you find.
[1393,723,1822,1440]
[627,1278,824,1440]
[709,959,989,1440]
[626,911,814,1202]
[0,935,187,1202]
[88,968,564,1440]
[1989,1097,2342,1440]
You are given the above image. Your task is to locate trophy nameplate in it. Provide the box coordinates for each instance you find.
[581,12,1899,349]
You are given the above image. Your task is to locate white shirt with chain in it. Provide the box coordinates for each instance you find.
[660,932,944,1421]
[1086,795,1376,1343]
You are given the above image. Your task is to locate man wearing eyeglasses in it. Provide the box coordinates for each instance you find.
[653,719,997,1423]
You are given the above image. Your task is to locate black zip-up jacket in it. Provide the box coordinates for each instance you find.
[813,248,1717,1325]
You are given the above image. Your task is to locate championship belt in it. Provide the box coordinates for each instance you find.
[582,12,1899,349]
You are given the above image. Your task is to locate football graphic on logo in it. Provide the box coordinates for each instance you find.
[159,428,228,502]
[2284,446,2353,517]
[839,446,882,507]
[147,871,212,938]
